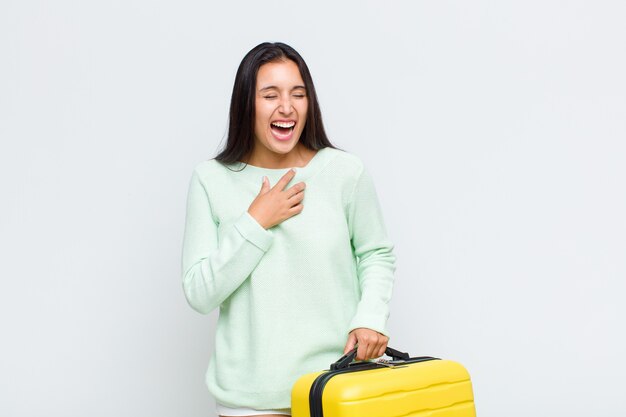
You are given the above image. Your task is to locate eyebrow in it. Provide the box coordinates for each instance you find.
[259,85,307,92]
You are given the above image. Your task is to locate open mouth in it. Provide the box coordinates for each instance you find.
[270,120,296,140]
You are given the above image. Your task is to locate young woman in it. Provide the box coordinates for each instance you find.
[181,42,397,417]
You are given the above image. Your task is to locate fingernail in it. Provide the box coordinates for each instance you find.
[291,168,296,173]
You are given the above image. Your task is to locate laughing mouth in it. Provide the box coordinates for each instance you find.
[271,120,296,134]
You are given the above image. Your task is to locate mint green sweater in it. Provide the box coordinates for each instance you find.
[181,146,396,409]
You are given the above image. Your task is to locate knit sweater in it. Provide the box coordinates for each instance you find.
[180,146,396,409]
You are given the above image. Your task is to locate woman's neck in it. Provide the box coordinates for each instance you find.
[242,143,317,169]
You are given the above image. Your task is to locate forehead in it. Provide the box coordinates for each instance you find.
[256,60,304,89]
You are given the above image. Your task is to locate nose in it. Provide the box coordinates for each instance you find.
[278,94,293,115]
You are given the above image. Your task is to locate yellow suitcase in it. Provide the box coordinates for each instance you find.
[291,346,476,417]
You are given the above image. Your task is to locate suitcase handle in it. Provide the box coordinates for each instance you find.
[330,346,411,370]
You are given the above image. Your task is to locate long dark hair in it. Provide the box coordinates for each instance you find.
[213,42,341,165]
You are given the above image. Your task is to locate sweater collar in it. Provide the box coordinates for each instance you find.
[223,147,334,185]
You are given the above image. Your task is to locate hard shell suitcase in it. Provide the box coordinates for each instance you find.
[291,346,476,417]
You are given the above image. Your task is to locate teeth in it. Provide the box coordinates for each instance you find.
[271,121,295,128]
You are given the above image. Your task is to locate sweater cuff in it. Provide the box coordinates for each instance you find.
[347,313,390,338]
[234,210,274,252]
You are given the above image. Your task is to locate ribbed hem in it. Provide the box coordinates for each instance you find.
[210,388,293,410]
[347,313,390,338]
[216,402,291,416]
[234,210,274,252]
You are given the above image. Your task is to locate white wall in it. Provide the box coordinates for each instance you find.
[1,1,624,416]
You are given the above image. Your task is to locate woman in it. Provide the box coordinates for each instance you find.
[181,42,397,417]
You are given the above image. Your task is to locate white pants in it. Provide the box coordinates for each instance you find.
[216,403,291,416]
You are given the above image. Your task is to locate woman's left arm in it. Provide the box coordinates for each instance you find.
[344,162,397,360]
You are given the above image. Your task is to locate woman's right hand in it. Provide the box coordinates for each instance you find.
[247,168,306,229]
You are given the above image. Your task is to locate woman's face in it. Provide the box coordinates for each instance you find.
[253,59,308,156]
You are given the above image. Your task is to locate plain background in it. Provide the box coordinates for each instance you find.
[1,1,625,416]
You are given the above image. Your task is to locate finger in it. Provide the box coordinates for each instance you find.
[287,187,305,204]
[365,338,378,360]
[274,168,297,191]
[377,347,385,358]
[344,332,357,354]
[260,176,269,193]
[377,342,387,357]
[374,341,385,359]
[287,203,304,215]
[357,340,368,361]
[368,332,385,360]
[285,181,306,199]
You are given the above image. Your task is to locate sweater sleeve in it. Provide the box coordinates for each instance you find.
[345,164,397,337]
[181,167,274,314]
